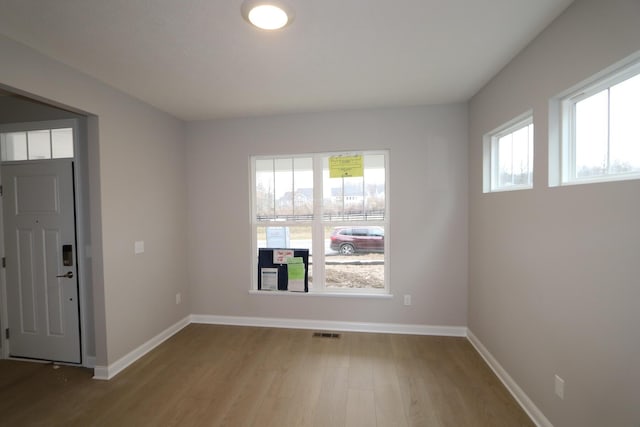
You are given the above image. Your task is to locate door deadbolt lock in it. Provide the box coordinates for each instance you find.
[56,271,74,279]
[62,244,73,266]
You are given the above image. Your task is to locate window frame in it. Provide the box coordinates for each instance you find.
[483,111,534,193]
[0,119,76,162]
[250,150,390,295]
[556,57,640,186]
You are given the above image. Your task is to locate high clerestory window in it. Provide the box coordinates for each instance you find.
[554,58,640,185]
[483,112,534,193]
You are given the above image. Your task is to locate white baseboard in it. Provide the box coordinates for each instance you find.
[92,314,466,381]
[467,330,552,427]
[93,315,191,380]
[84,356,96,368]
[92,365,109,380]
[190,314,467,337]
[86,315,551,427]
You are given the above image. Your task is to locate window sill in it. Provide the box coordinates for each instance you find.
[485,185,533,194]
[558,173,640,187]
[249,290,393,299]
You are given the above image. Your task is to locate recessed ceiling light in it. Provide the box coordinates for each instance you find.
[241,1,294,30]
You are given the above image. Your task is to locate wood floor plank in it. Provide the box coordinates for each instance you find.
[345,388,377,427]
[312,365,348,427]
[374,385,409,427]
[0,324,535,427]
[397,375,443,427]
[217,370,277,427]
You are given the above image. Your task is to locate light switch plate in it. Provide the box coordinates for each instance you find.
[134,240,144,254]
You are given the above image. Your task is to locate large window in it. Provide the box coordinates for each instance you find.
[251,151,388,293]
[483,112,534,193]
[557,59,640,184]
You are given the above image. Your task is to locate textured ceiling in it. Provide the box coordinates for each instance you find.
[0,0,573,120]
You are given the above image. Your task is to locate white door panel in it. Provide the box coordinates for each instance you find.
[2,160,80,363]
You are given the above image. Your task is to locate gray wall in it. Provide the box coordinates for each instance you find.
[468,0,640,426]
[0,35,190,366]
[5,4,637,424]
[0,95,82,123]
[186,104,469,327]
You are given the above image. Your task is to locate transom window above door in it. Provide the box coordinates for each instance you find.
[0,126,74,161]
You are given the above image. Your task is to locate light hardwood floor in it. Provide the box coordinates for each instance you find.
[0,324,534,426]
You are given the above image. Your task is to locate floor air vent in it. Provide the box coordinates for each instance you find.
[313,332,340,338]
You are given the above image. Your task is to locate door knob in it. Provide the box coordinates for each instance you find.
[56,271,74,279]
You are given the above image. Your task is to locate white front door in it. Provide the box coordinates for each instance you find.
[2,159,80,363]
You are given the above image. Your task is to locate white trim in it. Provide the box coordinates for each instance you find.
[84,356,96,369]
[552,53,640,186]
[87,314,465,381]
[6,356,49,364]
[191,314,466,337]
[73,118,94,371]
[92,365,109,381]
[467,330,552,427]
[53,314,549,427]
[248,289,393,299]
[483,110,534,193]
[92,315,190,380]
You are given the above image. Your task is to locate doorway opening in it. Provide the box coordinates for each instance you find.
[0,90,95,367]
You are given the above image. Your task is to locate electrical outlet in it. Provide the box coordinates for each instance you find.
[175,293,181,305]
[555,375,565,399]
[403,294,412,306]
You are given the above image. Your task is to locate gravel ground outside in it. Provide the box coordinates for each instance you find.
[309,253,384,289]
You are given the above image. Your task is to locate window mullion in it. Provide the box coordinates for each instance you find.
[527,125,532,183]
[291,158,295,219]
[271,159,276,219]
[26,131,30,160]
[510,134,515,185]
[606,88,612,174]
[312,155,325,291]
[361,172,365,216]
[491,137,498,191]
[570,103,577,180]
[340,177,345,220]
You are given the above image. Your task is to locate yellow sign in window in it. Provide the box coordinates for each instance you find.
[329,155,364,178]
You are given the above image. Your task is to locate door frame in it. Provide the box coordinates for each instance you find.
[0,118,93,366]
